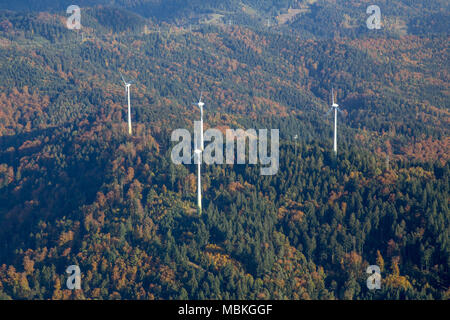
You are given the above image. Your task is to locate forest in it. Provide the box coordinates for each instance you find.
[0,1,448,300]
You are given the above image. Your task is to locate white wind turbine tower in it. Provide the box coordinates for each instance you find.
[193,92,205,214]
[193,148,202,214]
[120,72,134,135]
[326,88,343,155]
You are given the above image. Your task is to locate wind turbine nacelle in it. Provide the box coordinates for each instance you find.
[198,102,205,108]
[332,103,339,108]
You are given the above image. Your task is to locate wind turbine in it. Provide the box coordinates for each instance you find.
[120,72,133,135]
[326,88,343,155]
[193,91,205,214]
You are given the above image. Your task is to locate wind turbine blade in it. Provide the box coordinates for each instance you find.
[120,72,127,85]
[332,88,335,105]
[325,108,333,117]
[199,90,203,103]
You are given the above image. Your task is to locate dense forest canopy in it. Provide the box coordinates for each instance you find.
[0,1,448,300]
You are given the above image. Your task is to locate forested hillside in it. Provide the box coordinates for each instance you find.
[0,1,448,300]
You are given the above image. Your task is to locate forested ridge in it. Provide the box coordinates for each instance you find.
[0,1,448,299]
